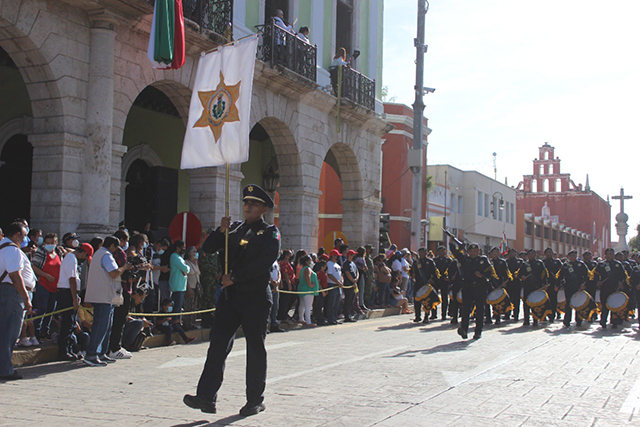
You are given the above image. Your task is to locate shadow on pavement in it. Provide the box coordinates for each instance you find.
[17,360,85,379]
[375,322,425,332]
[386,340,473,358]
[171,421,210,427]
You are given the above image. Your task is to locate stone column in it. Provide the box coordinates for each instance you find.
[341,198,381,249]
[278,186,322,252]
[110,143,128,227]
[77,14,117,235]
[187,166,243,230]
[29,133,85,236]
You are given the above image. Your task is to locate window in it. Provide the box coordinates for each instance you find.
[535,224,542,237]
[544,227,550,239]
[499,202,503,221]
[525,222,533,236]
[484,194,490,217]
[492,196,498,219]
[511,204,515,224]
[555,178,561,192]
[265,0,290,24]
[552,229,557,241]
[450,193,456,214]
[477,191,483,216]
[458,196,463,214]
[336,0,354,59]
[542,179,549,192]
[572,235,576,245]
[539,164,544,175]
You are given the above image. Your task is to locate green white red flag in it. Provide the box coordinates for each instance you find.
[147,0,185,69]
[500,231,508,256]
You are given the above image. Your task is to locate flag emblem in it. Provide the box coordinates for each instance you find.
[194,72,241,142]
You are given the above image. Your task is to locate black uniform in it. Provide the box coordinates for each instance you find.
[450,241,497,338]
[447,259,463,324]
[521,259,548,325]
[558,260,588,326]
[583,259,599,318]
[506,256,524,320]
[196,218,280,407]
[630,264,640,324]
[432,255,451,319]
[489,256,511,323]
[621,259,635,315]
[543,257,563,321]
[595,259,626,327]
[413,255,437,321]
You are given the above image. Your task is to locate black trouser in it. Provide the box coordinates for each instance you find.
[585,281,598,320]
[109,290,131,353]
[197,286,272,405]
[449,282,462,320]
[343,286,356,320]
[522,285,536,323]
[460,285,487,336]
[635,286,640,323]
[414,283,425,320]
[547,286,558,320]
[599,286,620,326]
[56,289,76,358]
[277,292,290,321]
[313,292,326,324]
[506,282,522,320]
[563,286,579,326]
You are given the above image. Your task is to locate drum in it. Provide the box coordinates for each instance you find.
[457,289,463,304]
[526,290,552,322]
[569,290,596,321]
[607,292,630,322]
[415,284,441,312]
[557,289,566,314]
[486,287,513,315]
[595,289,602,312]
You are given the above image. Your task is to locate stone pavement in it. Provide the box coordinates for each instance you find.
[2,314,640,426]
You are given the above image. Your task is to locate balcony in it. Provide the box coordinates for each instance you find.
[340,66,375,111]
[257,20,317,83]
[182,0,233,38]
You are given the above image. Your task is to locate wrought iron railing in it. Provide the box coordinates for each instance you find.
[340,66,375,111]
[257,20,317,82]
[182,0,233,37]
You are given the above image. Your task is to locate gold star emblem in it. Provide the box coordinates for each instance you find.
[248,186,254,192]
[193,71,241,143]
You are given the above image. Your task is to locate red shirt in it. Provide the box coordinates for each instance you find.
[317,270,328,289]
[279,260,295,285]
[39,252,61,292]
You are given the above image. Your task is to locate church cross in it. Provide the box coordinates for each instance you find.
[612,187,632,213]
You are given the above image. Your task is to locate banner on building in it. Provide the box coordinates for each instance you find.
[147,0,185,69]
[428,217,444,241]
[181,36,258,169]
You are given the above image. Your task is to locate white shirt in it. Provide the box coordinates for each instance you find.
[400,258,410,279]
[58,252,80,290]
[0,237,36,290]
[270,261,280,282]
[327,261,342,284]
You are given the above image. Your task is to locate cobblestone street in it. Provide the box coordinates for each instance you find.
[3,314,640,426]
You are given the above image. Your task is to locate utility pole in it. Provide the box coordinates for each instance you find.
[409,0,428,251]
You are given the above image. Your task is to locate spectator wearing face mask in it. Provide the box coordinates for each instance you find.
[31,233,64,339]
[107,229,132,360]
[147,238,170,313]
[61,232,81,255]
[155,299,194,346]
[183,247,201,330]
[169,240,190,322]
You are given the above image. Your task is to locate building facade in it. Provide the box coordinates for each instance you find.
[515,143,611,255]
[0,0,389,252]
[427,164,516,253]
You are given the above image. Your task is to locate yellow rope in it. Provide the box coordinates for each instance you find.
[24,305,217,321]
[277,284,356,294]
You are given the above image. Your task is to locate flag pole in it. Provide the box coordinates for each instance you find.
[224,24,233,277]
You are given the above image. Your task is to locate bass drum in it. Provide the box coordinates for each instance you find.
[557,289,566,314]
[486,287,513,315]
[607,291,630,322]
[416,284,441,312]
[569,290,596,321]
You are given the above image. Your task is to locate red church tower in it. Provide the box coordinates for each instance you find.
[516,143,611,255]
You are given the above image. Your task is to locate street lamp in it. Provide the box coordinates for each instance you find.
[262,166,280,193]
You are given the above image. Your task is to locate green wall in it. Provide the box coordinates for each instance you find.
[358,0,370,78]
[323,0,334,69]
[0,67,32,128]
[377,0,384,98]
[245,0,260,32]
[122,106,190,213]
[298,2,311,34]
[241,138,277,189]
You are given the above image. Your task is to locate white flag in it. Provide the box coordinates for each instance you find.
[181,36,258,169]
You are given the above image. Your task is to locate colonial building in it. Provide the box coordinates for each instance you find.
[515,143,611,256]
[0,0,389,252]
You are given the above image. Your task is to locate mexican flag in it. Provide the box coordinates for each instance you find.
[147,0,185,69]
[500,231,508,256]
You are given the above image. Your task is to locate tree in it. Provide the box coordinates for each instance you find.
[424,174,433,193]
[629,223,640,251]
[381,86,397,103]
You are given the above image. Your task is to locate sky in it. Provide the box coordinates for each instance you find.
[382,0,640,242]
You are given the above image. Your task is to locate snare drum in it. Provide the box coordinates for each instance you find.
[569,290,596,321]
[557,289,566,314]
[607,292,630,322]
[526,290,552,322]
[486,288,513,315]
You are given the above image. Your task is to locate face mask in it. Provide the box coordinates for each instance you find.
[44,244,56,253]
[143,242,148,249]
[157,250,165,255]
[72,239,80,248]
[194,253,200,260]
[37,237,43,246]
[25,227,30,234]
[123,242,129,251]
[166,306,173,313]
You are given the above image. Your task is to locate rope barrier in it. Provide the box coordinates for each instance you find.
[24,305,217,321]
[276,284,357,294]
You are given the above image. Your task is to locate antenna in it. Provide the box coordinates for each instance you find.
[493,152,497,181]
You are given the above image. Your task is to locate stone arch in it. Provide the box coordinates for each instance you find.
[0,116,33,161]
[0,23,65,133]
[326,142,363,200]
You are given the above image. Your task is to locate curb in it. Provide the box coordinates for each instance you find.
[12,307,403,367]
